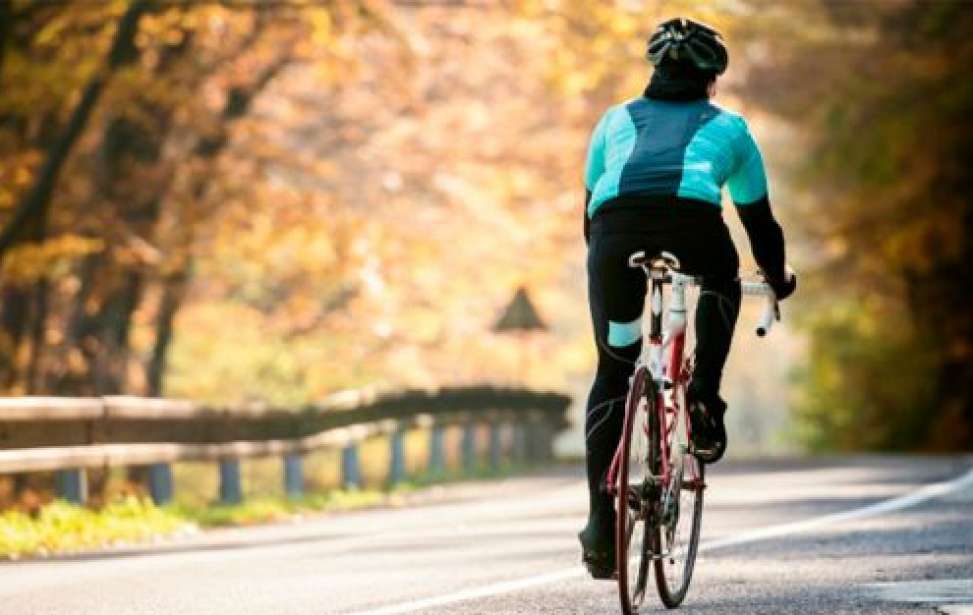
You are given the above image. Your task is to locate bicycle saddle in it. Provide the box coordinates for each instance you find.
[628,250,682,271]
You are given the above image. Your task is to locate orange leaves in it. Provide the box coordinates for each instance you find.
[0,235,103,284]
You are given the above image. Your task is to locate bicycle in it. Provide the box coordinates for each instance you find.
[603,250,779,612]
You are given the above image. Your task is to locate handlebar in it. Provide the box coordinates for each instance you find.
[628,251,782,337]
[741,281,779,337]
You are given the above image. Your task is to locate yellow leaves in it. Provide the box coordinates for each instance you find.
[13,166,32,186]
[30,3,121,69]
[0,497,190,559]
[0,49,95,117]
[137,5,190,42]
[1,236,104,284]
[0,152,41,212]
[877,207,965,275]
[602,10,638,38]
[308,8,335,46]
[551,64,595,98]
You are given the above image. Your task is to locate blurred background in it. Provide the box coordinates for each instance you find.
[0,0,971,550]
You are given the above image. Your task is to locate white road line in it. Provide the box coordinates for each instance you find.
[864,578,973,604]
[348,463,973,615]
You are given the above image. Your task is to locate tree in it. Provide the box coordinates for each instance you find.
[0,0,150,260]
[0,1,150,391]
[742,0,973,450]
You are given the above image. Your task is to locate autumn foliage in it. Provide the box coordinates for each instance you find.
[1,1,970,451]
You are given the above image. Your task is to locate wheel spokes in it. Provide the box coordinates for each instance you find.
[659,453,700,588]
[632,519,650,604]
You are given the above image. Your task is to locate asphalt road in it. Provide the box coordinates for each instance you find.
[2,455,971,615]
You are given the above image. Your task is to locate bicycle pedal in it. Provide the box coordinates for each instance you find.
[689,442,714,455]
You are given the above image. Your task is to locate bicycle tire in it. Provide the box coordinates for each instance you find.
[616,366,658,615]
[653,380,705,608]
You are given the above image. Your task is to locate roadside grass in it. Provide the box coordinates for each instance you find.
[169,460,536,528]
[169,488,388,527]
[0,460,541,560]
[0,497,191,560]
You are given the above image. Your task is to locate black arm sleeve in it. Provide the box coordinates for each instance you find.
[735,196,786,281]
[584,189,592,246]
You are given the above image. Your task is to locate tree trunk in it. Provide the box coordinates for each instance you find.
[0,0,150,261]
[24,277,48,393]
[0,0,11,78]
[93,269,144,394]
[142,53,292,397]
[0,285,29,390]
[146,268,188,397]
[60,31,188,395]
[1,170,52,392]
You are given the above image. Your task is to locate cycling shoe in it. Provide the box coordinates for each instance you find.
[689,396,727,464]
[579,522,616,580]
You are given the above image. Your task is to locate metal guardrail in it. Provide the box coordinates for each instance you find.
[0,386,571,505]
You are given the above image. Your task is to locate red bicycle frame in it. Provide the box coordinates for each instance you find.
[604,267,702,501]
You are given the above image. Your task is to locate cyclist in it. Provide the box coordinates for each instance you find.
[580,18,796,578]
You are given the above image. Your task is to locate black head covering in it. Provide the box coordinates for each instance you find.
[644,62,715,101]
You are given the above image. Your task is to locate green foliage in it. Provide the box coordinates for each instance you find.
[750,0,973,450]
[793,298,937,451]
[0,497,190,560]
[169,489,386,528]
[0,491,390,559]
[0,472,530,558]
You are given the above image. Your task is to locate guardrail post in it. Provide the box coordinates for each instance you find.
[54,468,87,504]
[283,454,304,498]
[342,444,361,489]
[388,429,406,486]
[525,420,541,462]
[489,422,503,471]
[512,422,528,463]
[428,425,445,476]
[219,459,243,504]
[537,419,555,461]
[462,421,477,473]
[148,463,173,505]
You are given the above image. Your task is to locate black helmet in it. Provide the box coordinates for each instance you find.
[646,18,728,75]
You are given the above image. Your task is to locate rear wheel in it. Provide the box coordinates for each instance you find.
[616,367,658,615]
[653,380,705,608]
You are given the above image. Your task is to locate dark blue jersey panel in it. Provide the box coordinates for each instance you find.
[618,99,717,199]
[618,98,687,197]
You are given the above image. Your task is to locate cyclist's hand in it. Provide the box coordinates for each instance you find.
[767,266,797,301]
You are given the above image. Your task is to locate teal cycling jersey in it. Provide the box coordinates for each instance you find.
[584,97,768,218]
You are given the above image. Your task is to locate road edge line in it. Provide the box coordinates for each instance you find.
[348,462,973,615]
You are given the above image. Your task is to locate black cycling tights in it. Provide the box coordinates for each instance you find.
[584,207,741,530]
